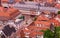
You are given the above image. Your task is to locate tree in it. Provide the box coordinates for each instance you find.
[58,11,60,14]
[19,16,24,19]
[44,29,54,38]
[54,27,60,38]
[33,16,37,21]
[43,26,60,38]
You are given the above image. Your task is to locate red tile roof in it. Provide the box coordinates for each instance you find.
[55,4,60,8]
[0,7,20,21]
[16,29,21,36]
[36,15,49,21]
[50,18,60,26]
[16,12,60,37]
[1,0,8,3]
[57,14,60,18]
[1,0,23,3]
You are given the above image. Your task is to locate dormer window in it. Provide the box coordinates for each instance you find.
[37,24,42,27]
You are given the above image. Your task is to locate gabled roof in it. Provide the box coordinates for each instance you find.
[22,22,47,37]
[34,15,50,26]
[0,7,20,21]
[35,20,51,27]
[16,14,60,37]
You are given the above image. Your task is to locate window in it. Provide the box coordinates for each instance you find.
[37,24,42,27]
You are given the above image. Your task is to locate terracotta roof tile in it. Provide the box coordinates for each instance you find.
[15,0,21,2]
[25,23,47,36]
[57,15,60,18]
[36,32,43,35]
[50,19,60,26]
[34,20,51,29]
[16,22,50,37]
[22,14,60,37]
[2,0,8,2]
[29,31,36,37]
[0,7,20,20]
[23,28,30,33]
[16,29,21,36]
[36,15,49,21]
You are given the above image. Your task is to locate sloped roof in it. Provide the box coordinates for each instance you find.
[34,15,50,27]
[1,0,8,2]
[2,0,22,3]
[15,13,60,37]
[23,22,46,37]
[0,7,20,21]
[55,4,60,9]
[15,0,21,2]
[36,15,49,21]
[35,21,51,27]
[50,18,60,26]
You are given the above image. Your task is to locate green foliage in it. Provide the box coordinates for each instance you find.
[44,29,54,38]
[44,27,60,38]
[58,11,60,14]
[54,27,60,38]
[19,16,24,19]
[40,30,45,32]
[34,16,37,21]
